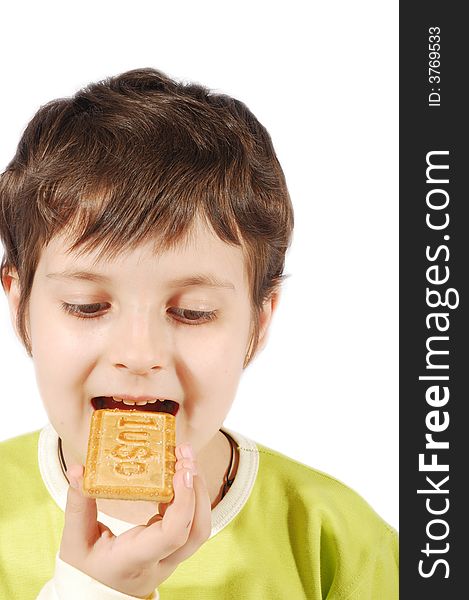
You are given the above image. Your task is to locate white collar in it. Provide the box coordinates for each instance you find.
[38,423,259,538]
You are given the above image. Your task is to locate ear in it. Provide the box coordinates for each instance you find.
[252,289,281,357]
[1,267,22,339]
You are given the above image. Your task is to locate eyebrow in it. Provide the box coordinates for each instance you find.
[45,270,236,291]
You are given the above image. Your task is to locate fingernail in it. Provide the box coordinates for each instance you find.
[184,470,193,489]
[68,476,79,490]
[181,444,194,460]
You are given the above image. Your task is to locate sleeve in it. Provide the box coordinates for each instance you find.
[339,527,399,600]
[36,554,159,600]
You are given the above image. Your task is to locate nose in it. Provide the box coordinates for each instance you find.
[110,309,170,375]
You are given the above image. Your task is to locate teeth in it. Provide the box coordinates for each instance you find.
[112,396,162,406]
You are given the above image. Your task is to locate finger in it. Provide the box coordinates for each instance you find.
[175,442,196,463]
[146,513,164,527]
[175,458,198,472]
[175,443,187,461]
[150,452,196,521]
[60,464,101,557]
[135,467,196,562]
[161,469,212,566]
[157,501,170,519]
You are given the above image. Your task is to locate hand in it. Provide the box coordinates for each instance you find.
[59,444,211,598]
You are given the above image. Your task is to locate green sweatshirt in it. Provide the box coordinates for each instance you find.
[0,427,398,599]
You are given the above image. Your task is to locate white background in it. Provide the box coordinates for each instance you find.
[0,1,398,528]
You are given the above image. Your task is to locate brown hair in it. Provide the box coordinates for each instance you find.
[0,67,294,365]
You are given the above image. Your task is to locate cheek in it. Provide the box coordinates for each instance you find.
[181,312,249,365]
[29,302,92,399]
[29,296,93,357]
[176,319,250,400]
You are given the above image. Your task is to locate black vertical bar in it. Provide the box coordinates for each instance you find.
[400,3,467,597]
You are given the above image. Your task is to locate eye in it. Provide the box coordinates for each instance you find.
[61,302,108,319]
[60,302,217,325]
[168,307,217,325]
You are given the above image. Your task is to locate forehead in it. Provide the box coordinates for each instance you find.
[37,218,247,288]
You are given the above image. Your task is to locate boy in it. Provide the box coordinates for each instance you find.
[0,68,398,599]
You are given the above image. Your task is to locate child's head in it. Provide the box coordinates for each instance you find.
[0,67,293,457]
[0,67,293,364]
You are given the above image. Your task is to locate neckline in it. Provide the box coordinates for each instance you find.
[38,423,259,538]
[58,430,240,508]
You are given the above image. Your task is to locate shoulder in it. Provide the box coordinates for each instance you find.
[255,442,395,533]
[0,430,63,596]
[252,442,398,597]
[0,429,41,467]
[0,430,45,509]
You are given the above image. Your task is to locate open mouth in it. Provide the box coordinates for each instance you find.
[91,397,179,416]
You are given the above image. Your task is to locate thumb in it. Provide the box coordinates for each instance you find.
[60,464,100,555]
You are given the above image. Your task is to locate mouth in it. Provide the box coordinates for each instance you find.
[91,397,180,416]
